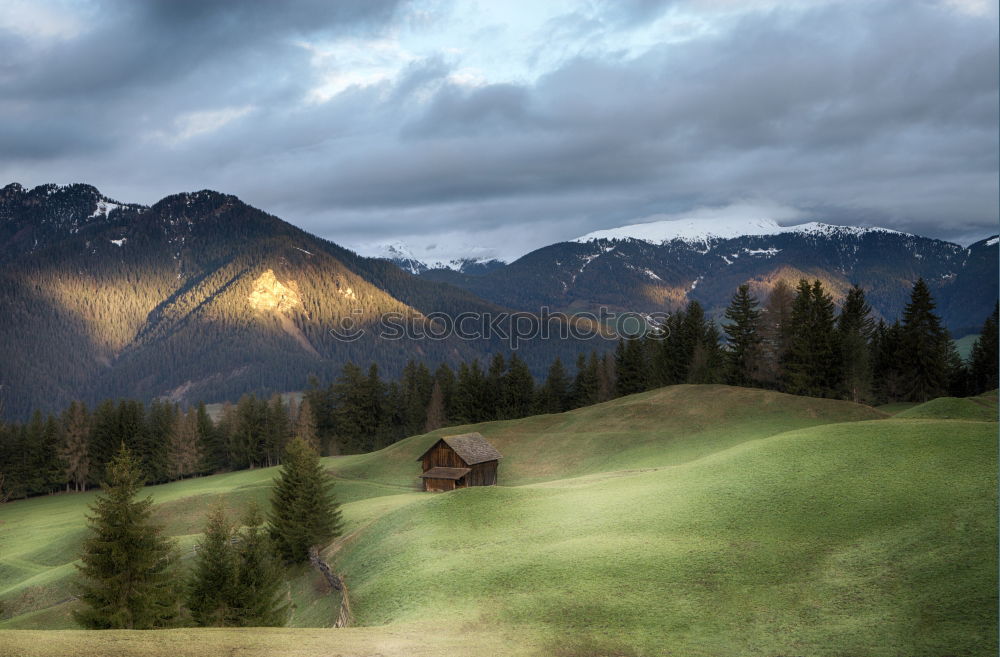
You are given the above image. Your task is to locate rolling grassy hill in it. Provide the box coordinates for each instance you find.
[0,385,995,656]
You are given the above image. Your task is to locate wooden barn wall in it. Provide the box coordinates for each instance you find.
[424,478,456,492]
[422,442,465,470]
[467,461,498,486]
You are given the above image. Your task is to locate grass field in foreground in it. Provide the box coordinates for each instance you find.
[0,385,995,656]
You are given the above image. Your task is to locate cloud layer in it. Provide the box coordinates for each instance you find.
[1,0,996,261]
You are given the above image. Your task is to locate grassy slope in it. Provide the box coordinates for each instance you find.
[330,385,888,486]
[333,419,997,657]
[0,385,995,656]
[895,391,998,421]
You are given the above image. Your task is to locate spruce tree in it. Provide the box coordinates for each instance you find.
[758,280,795,386]
[74,445,180,629]
[294,397,320,453]
[485,354,507,419]
[536,357,570,414]
[231,503,290,626]
[722,284,762,387]
[969,302,999,395]
[837,285,875,402]
[782,280,840,397]
[187,505,238,626]
[60,401,90,492]
[268,437,343,563]
[502,354,535,418]
[899,278,954,402]
[569,353,595,408]
[614,338,648,396]
[424,381,446,432]
[167,408,202,480]
[197,401,225,473]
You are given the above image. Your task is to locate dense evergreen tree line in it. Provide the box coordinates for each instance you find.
[608,279,995,405]
[1,278,995,502]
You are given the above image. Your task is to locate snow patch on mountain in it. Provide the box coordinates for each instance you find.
[362,241,506,274]
[574,216,908,249]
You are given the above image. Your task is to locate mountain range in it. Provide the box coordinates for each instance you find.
[1,182,996,420]
[416,217,998,335]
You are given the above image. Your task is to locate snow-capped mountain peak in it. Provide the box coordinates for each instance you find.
[361,241,507,275]
[574,216,908,248]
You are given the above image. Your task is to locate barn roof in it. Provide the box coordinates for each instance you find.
[418,466,471,480]
[416,432,502,466]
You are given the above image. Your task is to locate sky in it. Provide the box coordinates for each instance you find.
[0,0,997,263]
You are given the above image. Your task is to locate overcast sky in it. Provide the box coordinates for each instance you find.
[1,0,996,262]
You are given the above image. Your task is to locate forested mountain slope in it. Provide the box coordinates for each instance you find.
[0,184,590,420]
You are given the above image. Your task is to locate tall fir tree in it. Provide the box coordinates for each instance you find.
[74,445,180,629]
[837,284,875,402]
[535,357,570,414]
[898,278,955,402]
[614,338,648,396]
[167,407,203,480]
[502,353,535,418]
[60,401,90,492]
[197,401,225,473]
[268,437,343,563]
[294,397,320,453]
[424,381,446,433]
[968,302,999,395]
[231,503,289,626]
[722,284,763,387]
[758,280,795,386]
[782,280,840,397]
[187,504,238,626]
[570,353,599,408]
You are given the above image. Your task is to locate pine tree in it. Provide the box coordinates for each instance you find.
[570,353,599,408]
[614,338,648,396]
[837,285,875,402]
[689,320,723,384]
[783,280,840,397]
[187,505,238,626]
[536,357,570,414]
[870,320,906,403]
[60,401,90,492]
[424,381,446,433]
[197,401,225,473]
[231,503,289,626]
[264,395,292,467]
[969,302,999,395]
[898,278,954,402]
[74,445,180,629]
[168,408,203,480]
[484,354,507,420]
[294,397,320,453]
[758,280,795,386]
[268,437,343,563]
[434,363,457,423]
[722,284,762,387]
[502,353,535,418]
[453,360,483,424]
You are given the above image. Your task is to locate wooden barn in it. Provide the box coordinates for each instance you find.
[417,432,502,492]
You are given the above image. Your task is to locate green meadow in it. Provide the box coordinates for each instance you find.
[0,385,996,656]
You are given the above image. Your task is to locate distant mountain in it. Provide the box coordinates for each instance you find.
[0,184,584,420]
[365,242,506,276]
[411,216,998,335]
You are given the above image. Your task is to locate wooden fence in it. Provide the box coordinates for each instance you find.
[309,547,353,628]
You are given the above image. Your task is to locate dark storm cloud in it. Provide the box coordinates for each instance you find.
[0,0,996,259]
